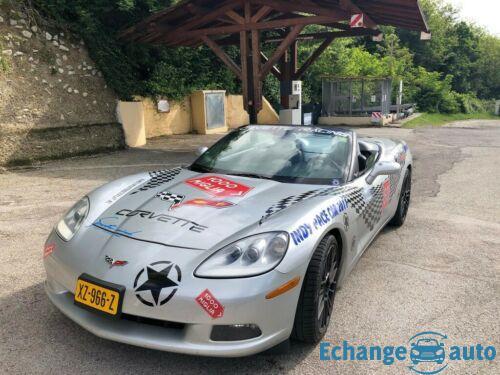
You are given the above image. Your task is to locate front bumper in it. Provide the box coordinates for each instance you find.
[44,231,303,357]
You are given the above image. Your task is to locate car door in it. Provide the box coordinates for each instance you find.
[348,143,391,259]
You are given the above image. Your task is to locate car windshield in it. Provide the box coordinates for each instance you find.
[190,126,351,185]
[417,339,439,346]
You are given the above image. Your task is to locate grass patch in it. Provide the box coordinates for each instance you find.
[403,112,498,128]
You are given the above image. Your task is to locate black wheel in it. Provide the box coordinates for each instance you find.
[389,168,412,227]
[292,234,340,343]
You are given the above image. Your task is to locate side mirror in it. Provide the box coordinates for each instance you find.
[365,161,401,185]
[196,146,208,156]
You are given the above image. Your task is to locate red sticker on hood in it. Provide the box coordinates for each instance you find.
[196,289,224,319]
[181,198,234,209]
[185,176,252,197]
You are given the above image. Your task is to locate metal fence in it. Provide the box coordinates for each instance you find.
[321,77,393,117]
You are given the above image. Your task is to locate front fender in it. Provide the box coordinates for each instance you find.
[83,173,150,229]
[274,195,351,276]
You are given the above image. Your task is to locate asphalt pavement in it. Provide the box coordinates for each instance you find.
[0,121,498,374]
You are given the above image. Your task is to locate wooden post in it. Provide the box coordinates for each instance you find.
[240,30,249,111]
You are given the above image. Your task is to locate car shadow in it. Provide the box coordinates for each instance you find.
[0,282,316,373]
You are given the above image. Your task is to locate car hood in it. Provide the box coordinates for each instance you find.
[92,169,316,251]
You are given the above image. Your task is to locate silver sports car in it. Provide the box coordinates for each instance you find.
[43,125,412,357]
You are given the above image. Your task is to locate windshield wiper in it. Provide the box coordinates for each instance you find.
[228,172,276,181]
[190,164,213,173]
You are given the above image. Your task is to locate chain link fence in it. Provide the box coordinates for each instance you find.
[321,77,393,117]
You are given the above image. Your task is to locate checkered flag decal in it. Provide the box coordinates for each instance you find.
[389,173,400,199]
[344,187,366,214]
[260,186,361,223]
[362,185,384,231]
[155,191,184,206]
[130,167,182,195]
[261,190,322,222]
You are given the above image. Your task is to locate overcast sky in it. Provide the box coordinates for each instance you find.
[446,0,500,36]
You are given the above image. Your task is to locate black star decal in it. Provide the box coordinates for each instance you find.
[135,265,178,305]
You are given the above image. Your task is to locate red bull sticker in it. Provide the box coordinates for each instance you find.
[185,176,252,198]
[196,289,224,319]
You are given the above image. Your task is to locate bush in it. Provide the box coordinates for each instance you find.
[408,67,460,113]
[454,93,485,113]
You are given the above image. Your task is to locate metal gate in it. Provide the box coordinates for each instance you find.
[321,77,392,117]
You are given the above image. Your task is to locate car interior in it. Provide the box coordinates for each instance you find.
[353,140,381,178]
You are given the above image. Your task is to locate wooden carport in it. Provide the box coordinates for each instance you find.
[121,0,429,123]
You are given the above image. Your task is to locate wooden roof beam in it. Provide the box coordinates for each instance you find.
[294,28,379,78]
[201,35,242,80]
[160,15,348,46]
[141,0,242,43]
[251,6,273,23]
[260,24,304,79]
[252,0,349,19]
[260,52,282,80]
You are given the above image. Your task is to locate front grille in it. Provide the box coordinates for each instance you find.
[121,313,185,330]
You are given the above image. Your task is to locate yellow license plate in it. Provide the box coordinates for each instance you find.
[74,274,124,317]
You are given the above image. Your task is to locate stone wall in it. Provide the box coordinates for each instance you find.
[0,123,125,167]
[0,8,117,130]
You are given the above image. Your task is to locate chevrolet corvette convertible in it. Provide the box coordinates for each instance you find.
[43,125,412,357]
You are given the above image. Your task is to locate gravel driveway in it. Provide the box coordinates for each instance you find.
[0,121,498,374]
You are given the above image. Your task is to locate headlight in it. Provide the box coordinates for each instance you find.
[56,197,90,241]
[194,232,289,278]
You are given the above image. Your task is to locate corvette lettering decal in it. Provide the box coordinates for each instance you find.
[134,261,181,307]
[116,209,207,233]
[180,198,234,209]
[155,191,185,210]
[196,289,224,319]
[185,176,252,198]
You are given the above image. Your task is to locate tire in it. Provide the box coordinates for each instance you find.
[389,168,412,227]
[292,234,340,343]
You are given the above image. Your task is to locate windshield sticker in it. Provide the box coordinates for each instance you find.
[185,176,252,198]
[155,191,185,210]
[249,125,350,137]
